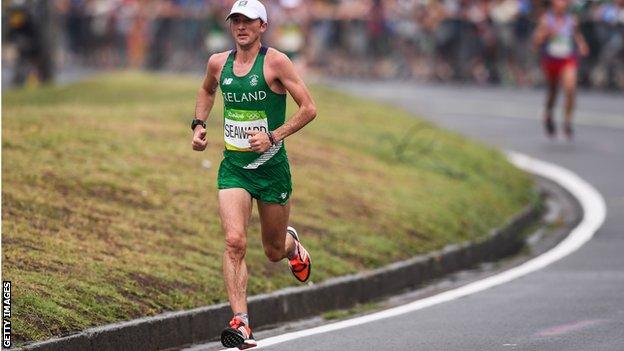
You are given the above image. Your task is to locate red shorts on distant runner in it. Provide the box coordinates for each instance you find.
[541,57,577,81]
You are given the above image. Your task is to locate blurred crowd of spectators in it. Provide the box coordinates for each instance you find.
[306,0,624,89]
[3,0,624,89]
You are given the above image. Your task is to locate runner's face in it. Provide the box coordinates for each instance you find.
[552,0,569,14]
[229,14,266,48]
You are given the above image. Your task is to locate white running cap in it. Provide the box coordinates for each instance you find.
[226,0,268,23]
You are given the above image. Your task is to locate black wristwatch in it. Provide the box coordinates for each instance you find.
[191,118,206,131]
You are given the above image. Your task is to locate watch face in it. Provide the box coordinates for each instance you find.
[192,119,205,129]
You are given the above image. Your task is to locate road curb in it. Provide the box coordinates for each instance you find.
[20,196,541,351]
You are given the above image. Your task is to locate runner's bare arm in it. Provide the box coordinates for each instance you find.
[532,15,550,51]
[270,53,317,142]
[195,54,224,122]
[192,53,226,151]
[573,19,589,57]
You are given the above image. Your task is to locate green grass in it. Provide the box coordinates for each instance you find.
[2,72,536,344]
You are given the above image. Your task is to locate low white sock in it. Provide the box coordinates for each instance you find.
[234,312,249,326]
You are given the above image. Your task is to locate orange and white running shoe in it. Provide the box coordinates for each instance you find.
[220,316,257,349]
[287,226,311,283]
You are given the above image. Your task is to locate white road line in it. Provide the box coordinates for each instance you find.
[222,151,607,350]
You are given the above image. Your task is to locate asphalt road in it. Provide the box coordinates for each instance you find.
[256,82,624,351]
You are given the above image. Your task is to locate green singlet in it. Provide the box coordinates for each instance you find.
[217,46,292,205]
[220,46,287,169]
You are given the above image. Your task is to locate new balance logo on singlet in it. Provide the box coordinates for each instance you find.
[223,78,233,85]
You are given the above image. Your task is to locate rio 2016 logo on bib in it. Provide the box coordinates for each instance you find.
[224,108,268,151]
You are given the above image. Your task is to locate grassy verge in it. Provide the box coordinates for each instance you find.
[2,72,536,344]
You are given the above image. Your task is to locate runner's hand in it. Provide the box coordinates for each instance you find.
[246,130,271,153]
[578,42,589,57]
[192,127,207,151]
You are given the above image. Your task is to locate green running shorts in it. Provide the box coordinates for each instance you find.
[217,158,292,205]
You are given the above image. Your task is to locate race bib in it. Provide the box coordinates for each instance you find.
[547,36,573,58]
[224,108,268,151]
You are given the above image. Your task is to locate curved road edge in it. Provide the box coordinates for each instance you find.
[233,151,607,350]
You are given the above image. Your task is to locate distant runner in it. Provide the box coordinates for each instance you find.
[190,0,316,349]
[534,0,589,139]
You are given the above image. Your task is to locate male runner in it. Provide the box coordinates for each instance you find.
[190,0,316,349]
[533,0,588,139]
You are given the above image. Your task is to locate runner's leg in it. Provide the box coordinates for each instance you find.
[545,74,559,121]
[543,65,560,137]
[220,188,253,315]
[562,64,578,134]
[257,200,296,262]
